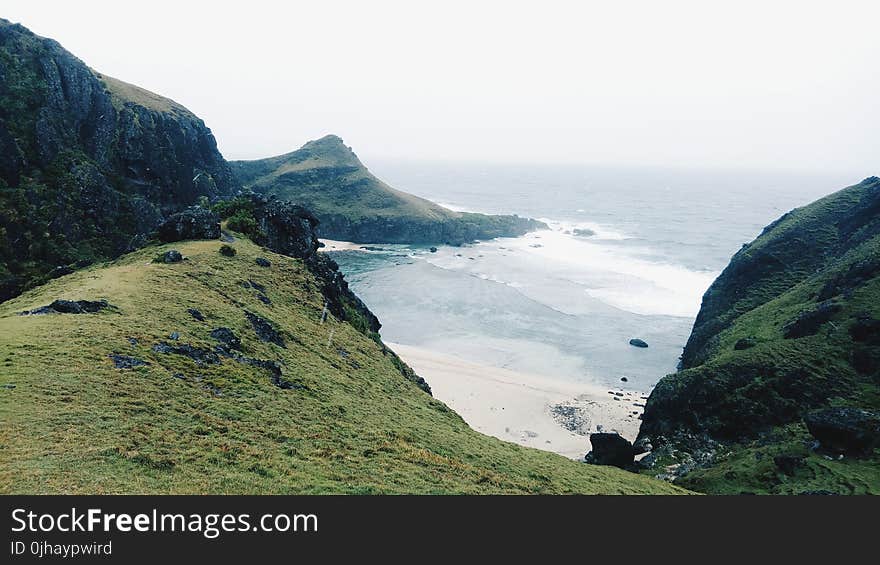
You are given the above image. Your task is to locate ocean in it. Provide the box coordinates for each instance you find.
[328,162,856,393]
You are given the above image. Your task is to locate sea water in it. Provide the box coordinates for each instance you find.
[329,162,855,392]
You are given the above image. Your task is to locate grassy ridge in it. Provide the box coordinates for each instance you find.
[638,177,880,494]
[0,235,685,494]
[230,135,546,244]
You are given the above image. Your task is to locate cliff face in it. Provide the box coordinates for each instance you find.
[637,177,880,493]
[231,135,545,245]
[0,20,236,301]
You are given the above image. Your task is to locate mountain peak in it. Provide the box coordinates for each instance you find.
[299,134,361,166]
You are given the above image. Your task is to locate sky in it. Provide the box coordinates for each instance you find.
[3,0,879,174]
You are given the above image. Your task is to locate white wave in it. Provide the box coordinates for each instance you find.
[422,218,717,318]
[538,218,630,241]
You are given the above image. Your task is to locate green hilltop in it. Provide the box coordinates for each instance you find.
[0,233,685,494]
[231,135,546,245]
[637,176,880,494]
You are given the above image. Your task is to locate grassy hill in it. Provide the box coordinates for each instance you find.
[0,233,684,494]
[231,135,545,245]
[637,177,880,494]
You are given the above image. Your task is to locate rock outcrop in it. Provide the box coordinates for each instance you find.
[157,207,221,242]
[0,20,236,301]
[805,408,880,456]
[584,433,635,468]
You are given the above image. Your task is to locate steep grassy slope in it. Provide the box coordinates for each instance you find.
[0,20,235,301]
[231,135,545,244]
[636,177,880,494]
[0,235,684,494]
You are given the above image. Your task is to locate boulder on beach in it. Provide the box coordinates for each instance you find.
[629,338,649,348]
[584,432,635,468]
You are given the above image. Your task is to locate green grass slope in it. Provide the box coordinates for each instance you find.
[637,177,880,494]
[230,135,545,245]
[0,235,684,494]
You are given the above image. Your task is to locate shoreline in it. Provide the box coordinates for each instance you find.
[319,239,367,252]
[388,342,647,460]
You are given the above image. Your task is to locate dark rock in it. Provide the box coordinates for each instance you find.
[632,436,653,455]
[429,247,438,253]
[620,376,628,382]
[152,342,220,365]
[210,327,242,351]
[804,407,880,456]
[572,228,596,237]
[248,280,266,293]
[47,265,74,279]
[783,301,842,339]
[2,384,16,389]
[245,311,286,347]
[255,257,272,268]
[169,331,180,341]
[629,338,649,348]
[849,315,880,344]
[187,308,205,321]
[773,453,806,476]
[219,244,236,257]
[584,433,635,468]
[159,250,183,263]
[50,299,109,313]
[232,354,305,390]
[249,198,320,260]
[20,299,110,315]
[156,206,220,242]
[851,348,880,376]
[257,294,272,305]
[734,337,757,350]
[109,354,150,369]
[306,253,381,334]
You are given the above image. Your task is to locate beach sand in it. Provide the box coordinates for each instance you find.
[319,239,367,252]
[388,342,648,460]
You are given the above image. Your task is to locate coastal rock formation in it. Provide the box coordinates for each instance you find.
[584,432,635,468]
[230,135,546,245]
[0,19,236,301]
[637,176,880,493]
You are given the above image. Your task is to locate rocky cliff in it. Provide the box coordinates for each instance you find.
[231,135,545,245]
[636,177,880,494]
[0,19,236,301]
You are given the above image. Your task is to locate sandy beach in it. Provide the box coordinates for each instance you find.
[388,342,648,460]
[319,239,367,252]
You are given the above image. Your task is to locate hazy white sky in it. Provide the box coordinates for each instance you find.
[4,1,878,173]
